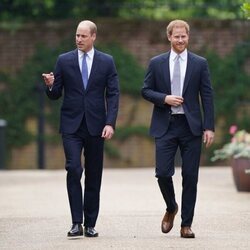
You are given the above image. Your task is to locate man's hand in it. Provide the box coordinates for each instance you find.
[102,125,114,140]
[42,72,54,87]
[203,130,214,148]
[165,95,184,106]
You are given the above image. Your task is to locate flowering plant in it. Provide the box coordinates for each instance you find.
[211,125,250,161]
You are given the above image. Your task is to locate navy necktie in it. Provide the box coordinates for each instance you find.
[82,53,88,89]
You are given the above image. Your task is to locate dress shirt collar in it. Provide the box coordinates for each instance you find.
[170,49,187,62]
[78,47,95,60]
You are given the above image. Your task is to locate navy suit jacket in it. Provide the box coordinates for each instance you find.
[142,51,214,138]
[46,49,119,136]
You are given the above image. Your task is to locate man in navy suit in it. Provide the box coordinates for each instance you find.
[142,20,214,238]
[42,20,119,238]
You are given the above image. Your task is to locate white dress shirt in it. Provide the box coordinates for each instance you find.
[169,49,187,96]
[78,47,94,78]
[49,48,95,91]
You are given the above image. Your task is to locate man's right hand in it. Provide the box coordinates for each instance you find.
[164,95,184,106]
[42,72,54,87]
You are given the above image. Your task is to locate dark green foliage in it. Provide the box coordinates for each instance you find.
[0,37,75,150]
[97,44,144,96]
[104,142,121,159]
[0,0,79,21]
[204,42,250,124]
[0,0,245,23]
[202,41,250,164]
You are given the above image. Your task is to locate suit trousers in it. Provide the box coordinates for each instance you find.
[62,118,104,227]
[155,114,202,227]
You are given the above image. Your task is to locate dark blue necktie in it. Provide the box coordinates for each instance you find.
[82,53,88,89]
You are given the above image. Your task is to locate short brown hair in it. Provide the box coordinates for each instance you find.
[166,20,190,36]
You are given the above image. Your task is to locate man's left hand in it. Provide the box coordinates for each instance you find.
[102,125,114,140]
[203,130,214,148]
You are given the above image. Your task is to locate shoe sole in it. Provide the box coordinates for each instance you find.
[180,234,195,238]
[84,233,99,237]
[67,233,83,238]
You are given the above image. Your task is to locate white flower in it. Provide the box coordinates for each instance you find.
[211,128,250,161]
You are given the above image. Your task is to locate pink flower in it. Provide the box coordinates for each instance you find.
[231,137,236,143]
[229,125,238,135]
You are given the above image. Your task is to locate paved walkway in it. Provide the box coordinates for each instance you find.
[0,167,250,250]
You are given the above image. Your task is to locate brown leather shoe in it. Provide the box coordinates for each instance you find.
[180,227,195,238]
[161,205,178,233]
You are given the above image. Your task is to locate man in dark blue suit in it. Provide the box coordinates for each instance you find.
[142,20,214,238]
[42,20,119,238]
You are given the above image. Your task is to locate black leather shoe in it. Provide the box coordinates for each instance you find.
[67,224,83,237]
[84,227,99,237]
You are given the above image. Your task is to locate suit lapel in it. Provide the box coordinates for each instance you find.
[182,52,194,95]
[85,49,100,93]
[72,49,85,92]
[160,52,171,93]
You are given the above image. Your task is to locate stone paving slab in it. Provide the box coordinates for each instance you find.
[0,167,250,250]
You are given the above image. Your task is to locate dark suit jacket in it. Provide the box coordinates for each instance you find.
[46,49,119,135]
[141,51,214,138]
